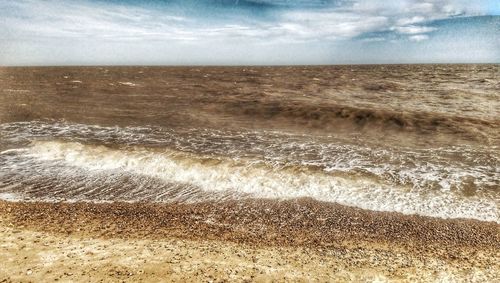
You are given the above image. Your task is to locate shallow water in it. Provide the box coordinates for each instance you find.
[0,65,498,222]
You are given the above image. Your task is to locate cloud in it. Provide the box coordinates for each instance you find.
[274,10,389,41]
[361,37,386,42]
[0,0,498,65]
[393,25,437,35]
[408,34,429,42]
[0,1,195,41]
[1,0,493,43]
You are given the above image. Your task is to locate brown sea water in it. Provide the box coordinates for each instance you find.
[0,65,498,222]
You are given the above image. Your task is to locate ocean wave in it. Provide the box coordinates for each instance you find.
[1,121,498,196]
[224,101,499,141]
[0,140,498,222]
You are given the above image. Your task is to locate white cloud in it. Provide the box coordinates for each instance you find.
[352,0,489,17]
[278,11,389,39]
[1,0,193,41]
[362,37,386,42]
[408,34,429,42]
[0,0,497,65]
[393,25,437,35]
[1,0,492,44]
[396,16,426,26]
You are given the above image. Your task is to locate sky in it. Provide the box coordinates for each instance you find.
[0,0,499,65]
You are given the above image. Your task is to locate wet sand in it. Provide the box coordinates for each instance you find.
[1,199,499,282]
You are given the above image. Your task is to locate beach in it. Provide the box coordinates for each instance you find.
[1,199,499,282]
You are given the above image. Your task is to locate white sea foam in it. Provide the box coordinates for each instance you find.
[11,140,497,223]
[1,121,498,195]
[4,89,30,93]
[1,121,498,222]
[118,82,137,86]
[0,192,22,202]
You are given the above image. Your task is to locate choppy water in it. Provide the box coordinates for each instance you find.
[0,65,498,222]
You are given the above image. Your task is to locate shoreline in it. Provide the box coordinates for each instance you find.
[1,199,498,250]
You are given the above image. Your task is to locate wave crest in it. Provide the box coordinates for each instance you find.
[0,140,497,223]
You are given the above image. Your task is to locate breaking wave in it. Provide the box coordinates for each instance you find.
[1,138,498,223]
[224,101,499,142]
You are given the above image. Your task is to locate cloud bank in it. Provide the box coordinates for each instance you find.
[0,0,498,65]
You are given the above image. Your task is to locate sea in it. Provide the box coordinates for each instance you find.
[0,65,498,222]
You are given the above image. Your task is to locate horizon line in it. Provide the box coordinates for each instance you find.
[1,62,499,68]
